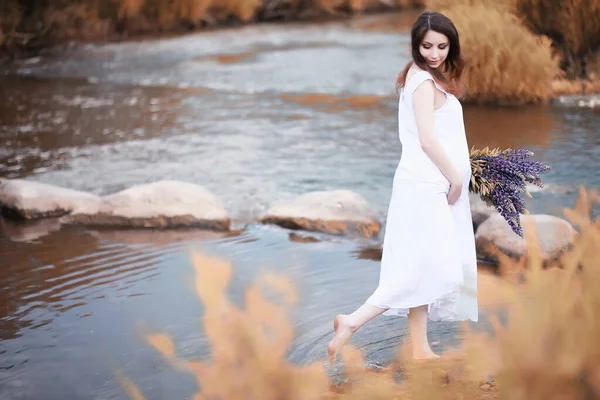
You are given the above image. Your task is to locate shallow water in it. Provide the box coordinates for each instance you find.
[1,12,599,399]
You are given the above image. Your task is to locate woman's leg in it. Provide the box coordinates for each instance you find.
[408,305,439,359]
[327,303,387,361]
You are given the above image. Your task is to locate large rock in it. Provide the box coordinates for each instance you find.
[260,190,381,238]
[469,192,498,230]
[68,180,230,231]
[0,179,101,220]
[475,214,576,265]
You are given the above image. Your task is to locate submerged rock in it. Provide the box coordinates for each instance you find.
[352,245,383,261]
[555,94,600,109]
[69,180,231,231]
[0,179,101,220]
[260,190,381,238]
[288,232,322,243]
[475,214,576,264]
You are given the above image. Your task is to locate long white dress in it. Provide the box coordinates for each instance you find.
[366,70,478,322]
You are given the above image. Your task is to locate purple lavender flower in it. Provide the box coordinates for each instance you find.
[470,147,551,237]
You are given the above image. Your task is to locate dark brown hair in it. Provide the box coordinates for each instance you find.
[396,11,466,97]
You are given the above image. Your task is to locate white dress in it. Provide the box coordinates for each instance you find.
[366,70,478,322]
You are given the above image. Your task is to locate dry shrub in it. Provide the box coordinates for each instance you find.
[588,50,600,85]
[369,0,425,10]
[427,0,513,11]
[214,0,263,22]
[178,0,216,23]
[0,0,22,47]
[428,0,600,80]
[42,1,108,39]
[7,0,419,46]
[515,0,600,79]
[119,0,262,30]
[441,2,559,105]
[119,0,147,19]
[121,187,600,399]
[552,78,600,95]
[308,0,422,17]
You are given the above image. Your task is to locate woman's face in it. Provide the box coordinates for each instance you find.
[419,30,450,69]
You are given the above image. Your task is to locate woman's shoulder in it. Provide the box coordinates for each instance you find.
[406,65,426,79]
[405,67,434,91]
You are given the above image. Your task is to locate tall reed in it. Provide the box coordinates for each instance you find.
[441,2,559,104]
[515,0,600,79]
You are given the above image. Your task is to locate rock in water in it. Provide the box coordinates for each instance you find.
[0,179,101,220]
[469,192,498,231]
[475,214,576,264]
[69,180,230,231]
[260,190,381,238]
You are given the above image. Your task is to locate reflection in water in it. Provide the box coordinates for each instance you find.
[464,105,558,150]
[0,225,161,341]
[280,93,391,113]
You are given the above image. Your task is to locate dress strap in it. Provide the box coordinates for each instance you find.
[400,70,447,105]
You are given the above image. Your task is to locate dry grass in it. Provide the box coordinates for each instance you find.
[119,187,600,399]
[552,56,600,94]
[552,78,600,95]
[3,0,421,48]
[426,0,600,98]
[42,1,111,40]
[119,0,147,20]
[0,0,21,47]
[489,187,600,398]
[427,0,513,10]
[427,0,600,81]
[436,2,559,105]
[515,0,600,79]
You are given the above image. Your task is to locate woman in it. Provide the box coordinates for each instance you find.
[328,11,478,361]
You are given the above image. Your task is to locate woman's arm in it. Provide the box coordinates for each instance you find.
[413,79,463,204]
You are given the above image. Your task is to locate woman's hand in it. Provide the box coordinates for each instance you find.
[447,176,463,205]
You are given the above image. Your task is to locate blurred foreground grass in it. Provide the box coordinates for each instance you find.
[119,187,600,399]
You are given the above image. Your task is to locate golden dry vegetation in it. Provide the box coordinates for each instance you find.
[120,187,600,399]
[515,0,600,79]
[444,2,559,105]
[426,0,600,103]
[0,0,425,48]
[0,0,21,47]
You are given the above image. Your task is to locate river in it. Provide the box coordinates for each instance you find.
[1,11,599,399]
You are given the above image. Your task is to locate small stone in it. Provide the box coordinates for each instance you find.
[260,190,381,238]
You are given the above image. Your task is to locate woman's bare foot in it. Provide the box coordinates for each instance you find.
[327,314,357,362]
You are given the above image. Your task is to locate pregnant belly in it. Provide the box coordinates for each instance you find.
[397,145,470,189]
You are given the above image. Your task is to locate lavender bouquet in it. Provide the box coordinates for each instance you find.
[469,147,551,237]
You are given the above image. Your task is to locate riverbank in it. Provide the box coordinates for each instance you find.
[3,4,599,106]
[0,0,423,58]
